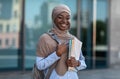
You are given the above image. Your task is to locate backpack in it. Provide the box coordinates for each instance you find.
[32,64,44,79]
[32,32,60,79]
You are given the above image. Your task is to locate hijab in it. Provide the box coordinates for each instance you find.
[49,4,73,40]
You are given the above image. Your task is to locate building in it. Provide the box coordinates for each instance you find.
[109,0,120,66]
[0,0,120,72]
[0,0,22,49]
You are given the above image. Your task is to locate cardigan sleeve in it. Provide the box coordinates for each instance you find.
[36,51,60,70]
[76,50,87,70]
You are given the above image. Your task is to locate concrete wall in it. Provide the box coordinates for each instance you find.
[110,0,120,65]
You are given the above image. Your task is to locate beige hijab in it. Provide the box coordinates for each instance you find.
[37,4,74,76]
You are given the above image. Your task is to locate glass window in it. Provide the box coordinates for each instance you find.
[5,38,9,46]
[11,38,16,48]
[0,3,2,16]
[80,0,108,69]
[0,0,12,19]
[0,24,3,32]
[14,10,17,18]
[0,39,2,46]
[95,0,108,68]
[96,0,108,45]
[0,0,109,71]
[12,24,17,32]
[6,24,10,32]
[80,0,93,69]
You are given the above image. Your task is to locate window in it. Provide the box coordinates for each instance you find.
[12,38,16,47]
[0,3,2,16]
[0,24,3,32]
[5,39,9,46]
[14,11,17,18]
[0,39,2,46]
[12,24,17,32]
[80,0,108,69]
[0,0,12,19]
[6,24,10,32]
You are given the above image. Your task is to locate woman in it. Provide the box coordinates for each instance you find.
[36,4,87,79]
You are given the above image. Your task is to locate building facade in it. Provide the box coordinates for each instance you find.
[0,0,22,49]
[109,0,120,65]
[0,0,120,71]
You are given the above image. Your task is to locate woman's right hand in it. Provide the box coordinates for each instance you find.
[56,43,68,57]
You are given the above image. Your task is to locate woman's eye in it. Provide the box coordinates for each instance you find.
[58,16,62,19]
[67,17,70,20]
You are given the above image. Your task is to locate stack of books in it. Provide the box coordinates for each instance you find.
[68,37,82,71]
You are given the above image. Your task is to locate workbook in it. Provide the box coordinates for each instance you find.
[68,37,82,71]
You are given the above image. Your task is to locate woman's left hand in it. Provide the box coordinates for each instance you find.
[66,57,80,67]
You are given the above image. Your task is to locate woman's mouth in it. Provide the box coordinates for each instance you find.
[61,24,66,27]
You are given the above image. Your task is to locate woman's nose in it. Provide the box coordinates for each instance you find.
[62,19,67,23]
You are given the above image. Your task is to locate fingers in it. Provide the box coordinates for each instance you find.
[66,57,78,67]
[58,43,67,47]
[66,59,71,67]
[56,43,68,56]
[66,58,75,67]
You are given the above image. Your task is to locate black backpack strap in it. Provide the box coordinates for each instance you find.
[46,32,61,44]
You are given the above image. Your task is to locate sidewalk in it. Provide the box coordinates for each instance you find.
[0,66,120,79]
[78,67,120,79]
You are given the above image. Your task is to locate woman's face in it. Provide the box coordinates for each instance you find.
[54,12,70,31]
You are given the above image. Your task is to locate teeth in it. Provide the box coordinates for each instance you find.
[61,24,66,26]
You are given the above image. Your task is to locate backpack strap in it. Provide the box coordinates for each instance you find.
[46,32,61,44]
[44,32,60,79]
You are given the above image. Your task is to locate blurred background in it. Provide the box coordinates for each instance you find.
[0,0,120,79]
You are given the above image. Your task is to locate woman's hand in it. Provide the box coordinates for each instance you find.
[66,57,80,67]
[56,43,68,57]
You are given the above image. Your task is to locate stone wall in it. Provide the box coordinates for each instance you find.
[110,0,120,65]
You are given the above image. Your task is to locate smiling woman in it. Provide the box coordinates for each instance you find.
[35,4,87,79]
[24,0,77,72]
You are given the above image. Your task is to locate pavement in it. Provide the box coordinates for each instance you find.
[0,66,120,79]
[78,67,120,79]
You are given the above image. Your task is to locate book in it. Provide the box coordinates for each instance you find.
[68,37,82,71]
